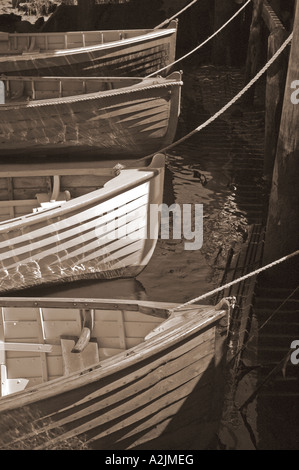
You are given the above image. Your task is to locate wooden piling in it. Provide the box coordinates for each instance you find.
[263,0,299,282]
[264,14,288,179]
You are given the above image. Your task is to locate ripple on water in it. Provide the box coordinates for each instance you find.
[7,65,266,304]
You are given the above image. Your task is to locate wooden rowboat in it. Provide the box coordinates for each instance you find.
[0,21,177,77]
[0,153,165,292]
[0,296,232,450]
[0,72,182,158]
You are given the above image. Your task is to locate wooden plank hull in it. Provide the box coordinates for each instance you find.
[0,73,182,158]
[0,154,165,292]
[0,297,230,450]
[0,24,177,77]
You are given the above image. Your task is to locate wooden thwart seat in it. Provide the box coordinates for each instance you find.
[61,339,99,375]
[61,308,98,375]
[0,301,168,396]
[0,342,55,353]
[35,175,70,209]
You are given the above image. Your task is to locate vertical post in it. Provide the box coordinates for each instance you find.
[244,0,264,105]
[263,1,299,281]
[77,0,97,31]
[264,26,287,179]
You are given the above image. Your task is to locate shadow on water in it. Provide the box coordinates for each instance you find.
[0,66,268,451]
[2,66,266,306]
[9,277,148,301]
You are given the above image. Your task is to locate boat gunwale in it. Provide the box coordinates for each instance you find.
[0,23,177,62]
[4,20,177,40]
[0,299,227,411]
[0,296,177,312]
[0,73,183,110]
[0,154,165,233]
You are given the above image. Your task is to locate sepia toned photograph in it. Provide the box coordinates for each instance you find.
[0,0,298,454]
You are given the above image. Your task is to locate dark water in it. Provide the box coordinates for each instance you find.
[9,65,265,307]
[2,63,268,452]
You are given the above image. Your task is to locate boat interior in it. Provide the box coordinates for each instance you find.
[0,163,118,223]
[0,300,169,397]
[0,151,156,224]
[0,76,144,103]
[0,29,158,55]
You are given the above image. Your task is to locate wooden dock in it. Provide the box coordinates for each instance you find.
[215,0,299,450]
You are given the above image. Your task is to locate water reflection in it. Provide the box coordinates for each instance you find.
[4,65,265,305]
[11,277,148,301]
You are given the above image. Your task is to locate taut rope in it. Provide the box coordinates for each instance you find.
[0,78,183,109]
[155,0,200,29]
[172,249,299,311]
[151,32,292,155]
[147,0,252,78]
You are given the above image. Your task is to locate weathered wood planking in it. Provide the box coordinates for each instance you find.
[262,0,288,178]
[2,303,164,388]
[0,23,177,77]
[0,154,165,291]
[0,173,109,216]
[0,297,231,450]
[263,0,299,276]
[0,168,111,223]
[0,74,182,158]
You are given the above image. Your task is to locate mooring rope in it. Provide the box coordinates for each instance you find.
[231,284,299,364]
[236,285,299,411]
[0,78,183,109]
[154,0,200,29]
[172,249,299,311]
[147,0,252,78]
[152,31,292,155]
